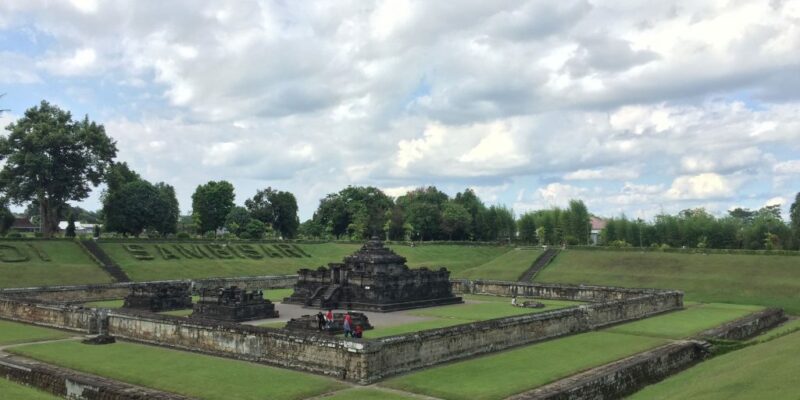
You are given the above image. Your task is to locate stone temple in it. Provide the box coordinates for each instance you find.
[123,282,192,312]
[192,286,278,322]
[284,238,462,311]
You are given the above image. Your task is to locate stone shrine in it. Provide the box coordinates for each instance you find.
[123,282,192,312]
[285,312,373,334]
[284,238,462,311]
[191,286,278,322]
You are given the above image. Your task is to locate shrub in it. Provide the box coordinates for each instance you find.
[176,232,191,240]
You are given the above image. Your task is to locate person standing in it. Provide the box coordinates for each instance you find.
[354,324,363,338]
[316,311,325,331]
[343,312,353,338]
[325,309,334,330]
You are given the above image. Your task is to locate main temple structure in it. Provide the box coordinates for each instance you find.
[284,238,462,311]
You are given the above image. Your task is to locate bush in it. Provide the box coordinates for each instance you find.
[6,232,22,238]
[176,232,191,240]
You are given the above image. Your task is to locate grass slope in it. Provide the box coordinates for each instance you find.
[0,378,59,400]
[0,320,71,345]
[606,303,763,339]
[10,341,344,400]
[536,250,800,314]
[458,249,542,281]
[323,388,417,400]
[100,242,520,282]
[380,303,763,399]
[101,242,360,281]
[382,331,666,400]
[630,330,800,400]
[0,241,111,288]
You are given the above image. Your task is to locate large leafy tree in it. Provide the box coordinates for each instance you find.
[245,188,299,239]
[313,186,392,239]
[440,201,471,240]
[0,101,117,237]
[102,163,179,236]
[192,180,235,234]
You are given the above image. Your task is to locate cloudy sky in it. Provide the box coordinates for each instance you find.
[1,0,799,220]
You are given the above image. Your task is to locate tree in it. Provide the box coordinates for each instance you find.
[240,219,267,239]
[566,200,591,245]
[245,188,301,238]
[225,206,251,237]
[0,101,117,237]
[102,164,179,236]
[93,224,101,238]
[517,213,537,243]
[440,202,471,240]
[65,212,76,238]
[192,181,235,234]
[0,200,15,235]
[454,188,486,240]
[791,192,800,249]
[313,186,392,239]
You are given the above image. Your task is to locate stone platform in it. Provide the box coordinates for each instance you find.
[191,286,278,322]
[123,282,192,312]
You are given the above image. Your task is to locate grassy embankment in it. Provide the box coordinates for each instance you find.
[630,328,800,399]
[0,378,59,400]
[100,241,538,282]
[0,319,71,345]
[0,241,112,288]
[380,303,762,400]
[536,249,800,314]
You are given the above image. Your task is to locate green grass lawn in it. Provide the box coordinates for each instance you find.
[0,319,71,345]
[536,250,800,314]
[458,248,542,281]
[0,241,112,288]
[406,298,581,322]
[0,378,59,400]
[99,242,522,282]
[10,341,345,400]
[380,303,766,399]
[382,331,666,400]
[391,245,516,277]
[629,330,800,400]
[322,388,417,400]
[100,242,361,281]
[606,303,764,339]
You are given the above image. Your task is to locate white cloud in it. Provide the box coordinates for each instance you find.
[564,167,639,181]
[774,160,800,174]
[666,173,736,200]
[38,48,98,76]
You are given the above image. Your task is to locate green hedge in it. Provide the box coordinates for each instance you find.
[567,245,800,256]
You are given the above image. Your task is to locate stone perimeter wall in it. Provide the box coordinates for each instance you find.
[0,275,298,303]
[508,340,710,400]
[0,354,189,399]
[0,279,682,384]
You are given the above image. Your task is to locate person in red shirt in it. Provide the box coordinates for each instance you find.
[343,312,353,338]
[354,324,363,338]
[325,309,334,330]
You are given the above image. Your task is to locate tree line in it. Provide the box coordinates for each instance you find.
[0,101,798,250]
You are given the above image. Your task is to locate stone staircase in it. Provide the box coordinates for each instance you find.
[518,248,560,282]
[79,240,131,282]
[306,285,340,309]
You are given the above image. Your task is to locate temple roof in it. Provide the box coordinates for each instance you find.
[343,237,407,266]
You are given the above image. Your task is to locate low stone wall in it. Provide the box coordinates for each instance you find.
[452,279,668,302]
[508,340,710,400]
[192,275,298,292]
[367,290,683,381]
[698,308,787,340]
[0,298,96,333]
[106,310,371,382]
[0,353,189,399]
[0,275,299,304]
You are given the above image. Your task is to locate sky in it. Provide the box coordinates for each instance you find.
[1,0,799,221]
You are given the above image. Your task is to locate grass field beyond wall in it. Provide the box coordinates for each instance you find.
[630,329,800,399]
[0,378,59,400]
[10,341,345,400]
[536,250,800,314]
[0,241,112,288]
[98,242,535,282]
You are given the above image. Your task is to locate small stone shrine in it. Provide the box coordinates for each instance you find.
[123,282,192,312]
[191,286,278,322]
[285,312,373,334]
[284,238,462,311]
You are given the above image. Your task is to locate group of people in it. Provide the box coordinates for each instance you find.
[316,309,364,338]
